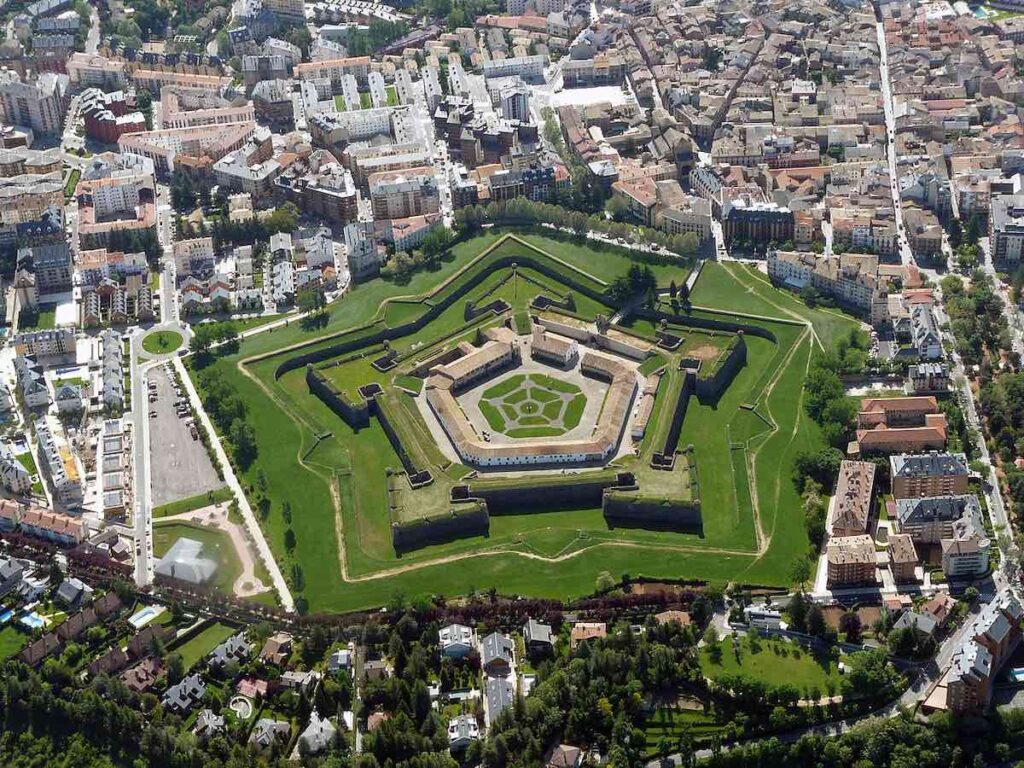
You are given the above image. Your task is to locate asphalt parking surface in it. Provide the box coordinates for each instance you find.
[148,365,223,507]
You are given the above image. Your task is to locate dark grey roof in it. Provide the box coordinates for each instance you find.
[896,494,981,528]
[250,718,290,748]
[892,611,937,636]
[890,452,969,479]
[523,619,553,646]
[481,632,513,668]
[486,677,514,720]
[209,633,250,668]
[161,674,206,712]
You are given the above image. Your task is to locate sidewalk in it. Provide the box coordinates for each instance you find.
[172,356,295,612]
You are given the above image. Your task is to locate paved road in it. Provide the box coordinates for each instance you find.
[130,334,155,587]
[875,16,915,267]
[86,4,100,54]
[173,356,295,612]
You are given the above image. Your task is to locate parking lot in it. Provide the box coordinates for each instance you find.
[148,365,223,507]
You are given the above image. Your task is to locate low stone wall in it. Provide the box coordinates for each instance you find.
[391,502,490,553]
[694,333,747,402]
[602,492,703,534]
[306,365,369,429]
[470,471,626,514]
[374,393,421,475]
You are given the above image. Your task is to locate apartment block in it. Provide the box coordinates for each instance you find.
[0,71,69,136]
[368,166,440,220]
[946,594,1023,713]
[887,533,919,584]
[831,460,876,537]
[826,535,877,587]
[890,452,969,499]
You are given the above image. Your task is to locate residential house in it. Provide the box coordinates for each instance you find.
[250,719,291,750]
[54,577,93,609]
[259,632,293,666]
[448,714,480,751]
[569,622,606,650]
[208,633,250,673]
[439,623,474,659]
[523,619,553,655]
[194,709,225,741]
[162,674,207,715]
[481,632,514,677]
[298,709,337,755]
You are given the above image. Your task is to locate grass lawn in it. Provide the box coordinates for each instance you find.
[692,262,863,349]
[191,315,283,337]
[16,451,43,494]
[154,487,233,518]
[642,707,726,755]
[171,621,237,670]
[63,169,80,198]
[142,330,184,355]
[701,635,844,693]
[185,230,834,612]
[19,303,57,331]
[0,625,26,660]
[153,521,242,594]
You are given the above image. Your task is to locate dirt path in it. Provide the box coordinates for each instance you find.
[159,503,271,598]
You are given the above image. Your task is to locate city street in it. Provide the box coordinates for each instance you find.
[875,17,915,267]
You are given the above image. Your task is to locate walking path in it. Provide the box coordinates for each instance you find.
[173,356,295,611]
[158,502,271,598]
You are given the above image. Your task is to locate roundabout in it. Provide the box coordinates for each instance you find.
[141,329,184,355]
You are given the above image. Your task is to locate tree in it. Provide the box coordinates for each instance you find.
[605,195,630,222]
[421,225,455,264]
[806,604,826,637]
[169,169,196,212]
[839,611,862,643]
[788,591,808,633]
[229,419,258,469]
[166,652,185,684]
[789,557,811,587]
[266,202,300,235]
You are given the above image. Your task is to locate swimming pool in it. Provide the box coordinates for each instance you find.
[19,612,45,630]
[128,604,165,629]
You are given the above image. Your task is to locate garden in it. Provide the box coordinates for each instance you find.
[478,373,588,438]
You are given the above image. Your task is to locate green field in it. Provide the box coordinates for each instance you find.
[190,315,283,337]
[153,522,242,594]
[171,621,237,670]
[701,635,845,693]
[186,231,861,612]
[642,707,727,755]
[19,303,57,331]
[0,626,26,660]
[153,487,233,518]
[143,330,184,355]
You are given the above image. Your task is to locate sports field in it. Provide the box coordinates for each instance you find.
[188,234,861,612]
